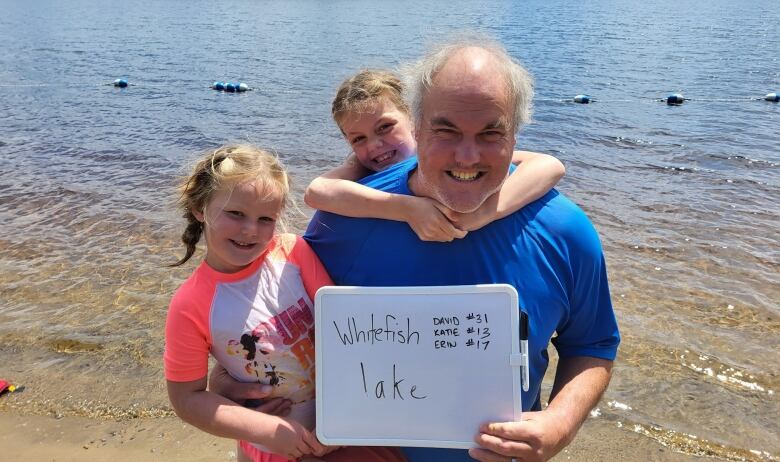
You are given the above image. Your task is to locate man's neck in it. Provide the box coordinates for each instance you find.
[407,166,425,198]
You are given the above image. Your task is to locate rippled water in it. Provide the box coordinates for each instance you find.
[0,0,778,459]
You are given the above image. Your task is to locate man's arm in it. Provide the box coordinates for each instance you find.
[469,356,612,462]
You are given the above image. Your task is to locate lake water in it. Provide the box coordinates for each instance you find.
[0,0,778,459]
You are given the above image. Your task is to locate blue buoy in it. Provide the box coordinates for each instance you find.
[573,94,591,104]
[765,93,779,102]
[667,93,685,105]
[212,80,249,92]
[113,78,128,88]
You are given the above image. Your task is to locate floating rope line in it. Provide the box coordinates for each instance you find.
[0,80,249,90]
[538,93,779,105]
[0,83,53,87]
[1,80,776,104]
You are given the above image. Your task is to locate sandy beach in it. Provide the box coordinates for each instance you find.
[0,409,710,462]
[3,350,769,462]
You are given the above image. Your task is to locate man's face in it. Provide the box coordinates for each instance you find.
[414,55,516,213]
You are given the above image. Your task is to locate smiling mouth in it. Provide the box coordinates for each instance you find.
[372,150,396,165]
[230,239,256,249]
[447,170,485,182]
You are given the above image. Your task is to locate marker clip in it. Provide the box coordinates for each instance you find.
[520,311,530,392]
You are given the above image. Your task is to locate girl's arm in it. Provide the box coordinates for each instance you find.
[167,378,327,459]
[304,154,467,242]
[442,151,565,232]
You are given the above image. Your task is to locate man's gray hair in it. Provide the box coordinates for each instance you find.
[400,33,534,134]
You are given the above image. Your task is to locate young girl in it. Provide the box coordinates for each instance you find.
[304,69,565,240]
[165,145,405,462]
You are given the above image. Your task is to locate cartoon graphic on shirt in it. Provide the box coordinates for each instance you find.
[221,296,317,407]
[243,360,287,387]
[226,339,244,357]
[226,334,263,360]
[263,363,284,386]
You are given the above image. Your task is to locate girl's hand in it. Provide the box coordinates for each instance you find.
[405,196,468,242]
[436,191,500,232]
[250,397,293,417]
[262,417,328,460]
[306,429,341,458]
[208,363,275,405]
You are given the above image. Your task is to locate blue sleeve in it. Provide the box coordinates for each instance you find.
[304,157,416,284]
[551,209,620,360]
[304,211,378,285]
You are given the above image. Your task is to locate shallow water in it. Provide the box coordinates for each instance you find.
[0,0,778,459]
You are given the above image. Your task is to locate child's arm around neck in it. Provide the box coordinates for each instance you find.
[440,150,565,232]
[304,154,466,242]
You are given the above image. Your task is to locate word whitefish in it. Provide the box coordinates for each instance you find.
[332,314,421,345]
[329,312,494,400]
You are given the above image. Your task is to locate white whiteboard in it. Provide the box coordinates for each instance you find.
[315,285,522,449]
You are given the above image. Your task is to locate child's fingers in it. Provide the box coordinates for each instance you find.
[320,444,341,456]
[450,226,468,239]
[208,364,274,401]
[435,204,457,222]
[438,219,467,240]
[302,430,328,456]
[252,398,292,416]
[233,382,275,401]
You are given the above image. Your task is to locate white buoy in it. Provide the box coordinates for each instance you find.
[574,94,591,104]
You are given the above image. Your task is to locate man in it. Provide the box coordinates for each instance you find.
[304,37,619,462]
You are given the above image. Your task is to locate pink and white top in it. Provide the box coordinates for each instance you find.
[164,234,333,439]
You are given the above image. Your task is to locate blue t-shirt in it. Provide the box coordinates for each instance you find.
[304,157,619,462]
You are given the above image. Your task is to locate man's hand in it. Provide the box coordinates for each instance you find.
[208,363,275,406]
[405,196,467,242]
[468,409,571,462]
[470,357,612,462]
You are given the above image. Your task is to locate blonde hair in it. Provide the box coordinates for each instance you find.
[171,144,292,267]
[331,69,410,129]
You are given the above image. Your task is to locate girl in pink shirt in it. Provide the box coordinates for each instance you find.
[165,145,405,462]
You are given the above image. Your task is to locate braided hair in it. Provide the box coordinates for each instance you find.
[171,144,292,267]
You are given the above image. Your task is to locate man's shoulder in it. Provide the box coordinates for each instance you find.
[514,190,603,254]
[530,190,590,225]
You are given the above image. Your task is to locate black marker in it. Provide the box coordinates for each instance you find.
[520,311,529,392]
